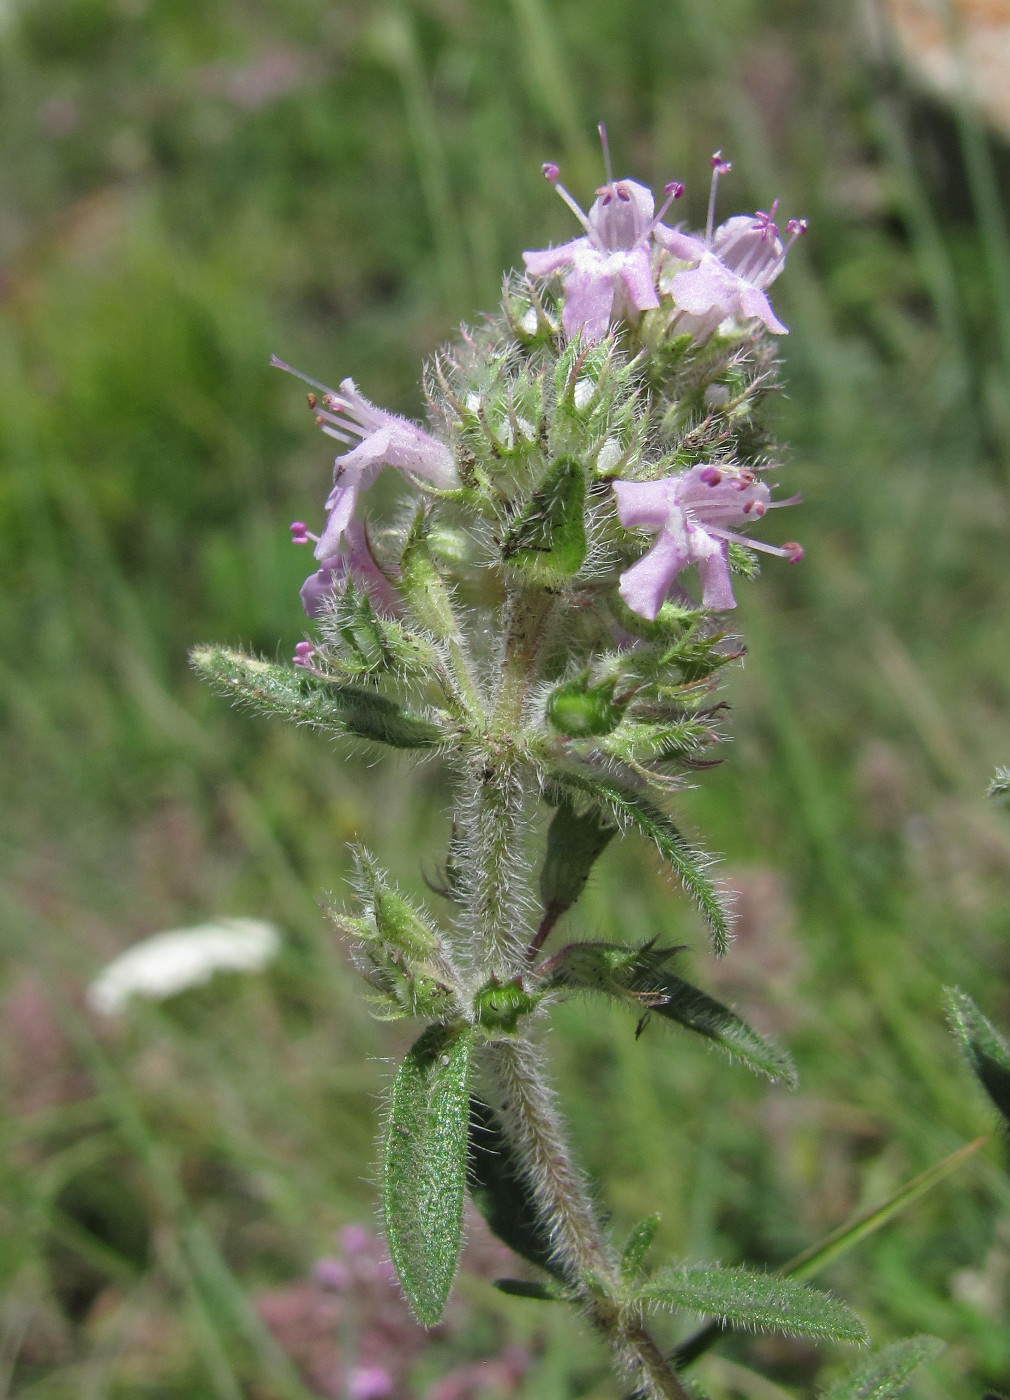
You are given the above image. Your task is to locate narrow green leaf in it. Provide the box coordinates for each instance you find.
[638,1263,868,1343]
[541,941,795,1085]
[492,1278,565,1301]
[502,454,587,576]
[384,1024,473,1325]
[546,765,730,955]
[539,795,617,924]
[189,647,442,749]
[947,987,1010,1129]
[467,1098,564,1280]
[820,1336,944,1400]
[621,1213,661,1282]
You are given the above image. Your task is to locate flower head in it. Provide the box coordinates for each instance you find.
[523,125,683,342]
[614,466,802,619]
[272,357,458,557]
[654,152,807,340]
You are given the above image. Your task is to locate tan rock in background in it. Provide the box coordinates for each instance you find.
[881,0,1010,136]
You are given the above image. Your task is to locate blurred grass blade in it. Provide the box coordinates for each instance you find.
[947,988,1010,1130]
[673,1136,983,1366]
[820,1335,945,1400]
[638,1262,867,1343]
[384,1023,473,1325]
[783,1133,986,1281]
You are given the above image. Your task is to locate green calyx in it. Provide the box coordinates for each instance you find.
[473,978,540,1032]
[547,674,627,738]
[501,454,587,579]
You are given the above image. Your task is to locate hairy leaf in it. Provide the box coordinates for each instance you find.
[638,1263,868,1343]
[502,454,587,576]
[820,1336,944,1399]
[539,796,617,923]
[190,647,442,749]
[467,1098,564,1280]
[384,1025,473,1325]
[545,765,730,955]
[542,941,795,1085]
[621,1213,661,1282]
[947,987,1010,1130]
[492,1278,565,1301]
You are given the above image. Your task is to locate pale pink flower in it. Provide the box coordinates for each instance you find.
[292,518,400,619]
[654,152,807,340]
[523,125,683,342]
[348,1364,394,1400]
[613,465,802,619]
[272,357,458,558]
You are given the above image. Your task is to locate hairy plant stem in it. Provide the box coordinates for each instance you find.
[469,585,691,1400]
[490,1037,692,1400]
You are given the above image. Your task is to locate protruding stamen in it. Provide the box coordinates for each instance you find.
[270,355,339,399]
[784,217,808,253]
[541,164,600,246]
[782,541,804,562]
[639,179,685,245]
[707,151,732,246]
[598,122,615,192]
[290,521,317,545]
[293,641,315,668]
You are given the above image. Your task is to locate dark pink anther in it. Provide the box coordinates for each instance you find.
[783,542,804,562]
[294,641,314,666]
[700,467,722,485]
[664,180,685,200]
[786,218,808,237]
[542,162,560,183]
[710,150,732,175]
[290,521,310,544]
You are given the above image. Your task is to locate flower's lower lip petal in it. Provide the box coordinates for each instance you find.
[618,529,687,620]
[561,267,616,343]
[522,238,588,277]
[619,247,660,311]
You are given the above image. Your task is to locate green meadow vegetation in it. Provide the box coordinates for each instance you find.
[3,0,1010,1395]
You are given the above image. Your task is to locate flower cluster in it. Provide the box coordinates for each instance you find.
[279,131,804,638]
[523,133,806,345]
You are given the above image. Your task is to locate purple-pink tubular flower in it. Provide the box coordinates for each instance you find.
[654,152,807,340]
[292,517,401,619]
[613,466,802,620]
[522,125,684,342]
[271,357,458,558]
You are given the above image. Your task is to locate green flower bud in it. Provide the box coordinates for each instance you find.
[547,675,626,737]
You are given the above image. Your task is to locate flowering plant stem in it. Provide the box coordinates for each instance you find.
[189,130,939,1397]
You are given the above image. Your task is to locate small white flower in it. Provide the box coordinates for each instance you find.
[86,918,281,1015]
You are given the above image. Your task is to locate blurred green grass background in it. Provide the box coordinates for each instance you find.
[3,0,1010,1395]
